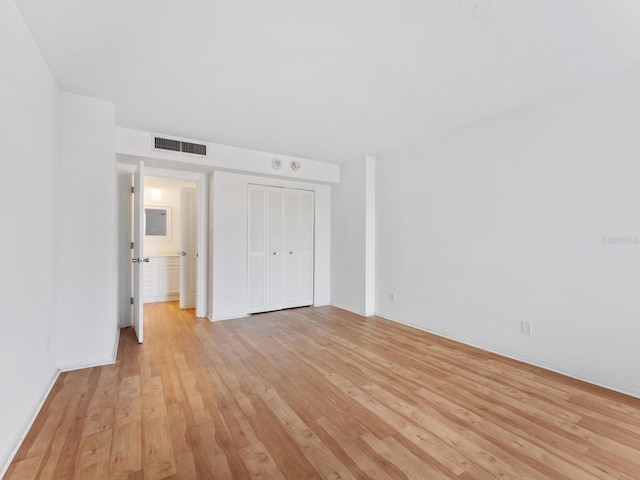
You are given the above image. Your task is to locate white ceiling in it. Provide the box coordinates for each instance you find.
[15,0,640,163]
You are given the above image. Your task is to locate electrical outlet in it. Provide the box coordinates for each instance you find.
[521,321,533,336]
[389,293,396,302]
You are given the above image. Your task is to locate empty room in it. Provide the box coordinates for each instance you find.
[2,0,640,479]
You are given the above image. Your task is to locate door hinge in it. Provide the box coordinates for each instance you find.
[131,242,134,249]
[131,186,135,194]
[130,297,134,305]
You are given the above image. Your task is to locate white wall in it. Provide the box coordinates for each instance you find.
[376,70,640,397]
[0,0,59,474]
[212,171,331,320]
[331,158,367,314]
[56,93,119,369]
[331,156,376,316]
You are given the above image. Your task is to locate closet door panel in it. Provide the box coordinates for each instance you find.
[298,190,315,305]
[248,185,266,312]
[265,187,283,310]
[282,189,299,306]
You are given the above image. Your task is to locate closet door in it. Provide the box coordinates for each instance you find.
[282,188,300,307]
[298,190,315,306]
[265,187,283,310]
[248,185,266,313]
[248,185,314,314]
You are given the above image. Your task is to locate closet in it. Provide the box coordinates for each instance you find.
[248,185,314,313]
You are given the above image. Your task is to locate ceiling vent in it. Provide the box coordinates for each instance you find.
[153,136,207,157]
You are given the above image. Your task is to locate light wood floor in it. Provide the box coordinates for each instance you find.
[5,303,640,479]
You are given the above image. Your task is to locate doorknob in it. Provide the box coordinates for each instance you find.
[180,251,186,256]
[132,258,150,263]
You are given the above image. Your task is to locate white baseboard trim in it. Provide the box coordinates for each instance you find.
[329,303,367,317]
[112,326,121,362]
[58,356,118,372]
[211,313,250,322]
[375,311,640,400]
[143,293,179,304]
[1,370,60,479]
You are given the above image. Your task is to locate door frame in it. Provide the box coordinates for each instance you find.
[144,166,209,318]
[117,163,209,324]
[179,186,197,309]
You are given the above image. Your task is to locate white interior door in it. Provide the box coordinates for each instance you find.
[282,189,300,307]
[117,167,134,328]
[265,187,283,310]
[132,161,145,343]
[180,187,197,308]
[248,185,266,312]
[298,190,315,306]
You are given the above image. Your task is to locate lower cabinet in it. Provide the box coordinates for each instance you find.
[143,256,180,303]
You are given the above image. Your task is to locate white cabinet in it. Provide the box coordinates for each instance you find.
[248,185,314,313]
[143,256,180,303]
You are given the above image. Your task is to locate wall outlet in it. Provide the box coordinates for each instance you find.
[389,293,396,302]
[521,321,533,336]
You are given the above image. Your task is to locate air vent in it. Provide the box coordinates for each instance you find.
[153,136,207,156]
[181,141,206,156]
[154,137,181,152]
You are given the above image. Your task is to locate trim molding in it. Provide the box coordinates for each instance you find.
[211,313,250,322]
[329,302,367,317]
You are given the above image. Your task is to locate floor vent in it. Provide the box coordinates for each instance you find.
[153,136,207,156]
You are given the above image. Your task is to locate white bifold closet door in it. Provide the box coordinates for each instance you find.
[248,185,314,314]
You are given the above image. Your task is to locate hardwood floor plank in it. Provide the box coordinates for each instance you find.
[74,430,112,479]
[108,376,142,479]
[141,377,176,480]
[361,433,452,480]
[3,455,43,480]
[314,417,398,480]
[258,388,356,480]
[5,303,640,480]
[239,442,286,480]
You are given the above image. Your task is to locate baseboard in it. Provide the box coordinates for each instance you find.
[329,302,367,317]
[211,313,250,322]
[1,370,60,479]
[111,326,121,363]
[375,311,640,400]
[143,293,179,304]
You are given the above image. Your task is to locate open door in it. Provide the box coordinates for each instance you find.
[132,161,146,343]
[180,187,197,308]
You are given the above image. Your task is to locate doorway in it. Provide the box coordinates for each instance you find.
[117,163,209,343]
[142,176,197,307]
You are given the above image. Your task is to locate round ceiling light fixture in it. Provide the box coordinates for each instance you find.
[291,160,301,171]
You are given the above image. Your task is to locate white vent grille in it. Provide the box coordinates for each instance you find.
[153,136,207,156]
